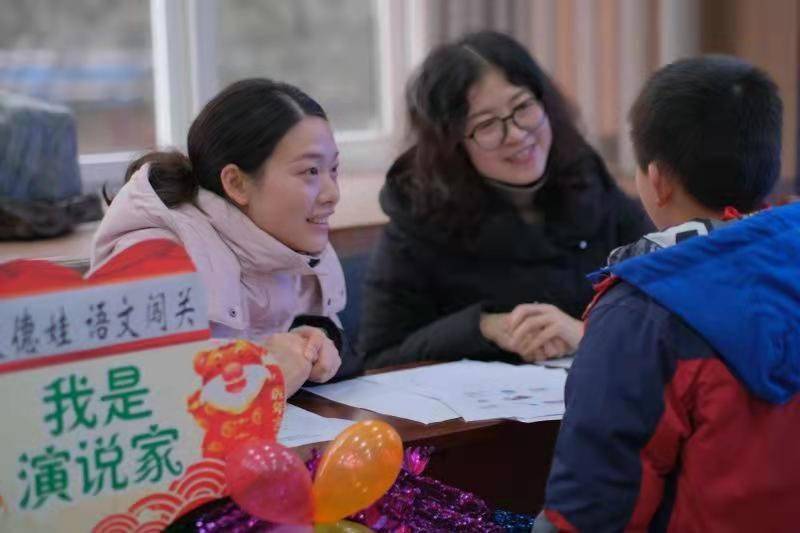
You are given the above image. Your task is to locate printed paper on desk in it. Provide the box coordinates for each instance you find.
[512,414,564,423]
[535,356,574,370]
[363,360,567,423]
[303,378,459,424]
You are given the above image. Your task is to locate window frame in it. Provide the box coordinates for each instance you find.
[78,0,425,198]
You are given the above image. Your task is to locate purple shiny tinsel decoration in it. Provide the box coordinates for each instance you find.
[182,447,516,532]
[190,499,271,532]
[348,447,503,532]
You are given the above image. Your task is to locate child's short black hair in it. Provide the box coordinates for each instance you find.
[629,55,782,212]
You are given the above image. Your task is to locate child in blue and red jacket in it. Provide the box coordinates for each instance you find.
[534,56,800,532]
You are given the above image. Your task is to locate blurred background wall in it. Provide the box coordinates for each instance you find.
[1,0,797,203]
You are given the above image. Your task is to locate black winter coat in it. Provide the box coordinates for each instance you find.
[358,150,653,369]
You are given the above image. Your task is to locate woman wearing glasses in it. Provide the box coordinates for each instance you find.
[359,31,652,369]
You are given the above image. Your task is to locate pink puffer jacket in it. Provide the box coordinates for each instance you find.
[90,165,347,340]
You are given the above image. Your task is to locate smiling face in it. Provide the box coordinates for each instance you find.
[240,116,340,254]
[463,69,553,186]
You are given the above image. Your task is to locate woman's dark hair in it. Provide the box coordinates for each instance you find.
[629,55,782,212]
[400,31,602,237]
[120,78,327,208]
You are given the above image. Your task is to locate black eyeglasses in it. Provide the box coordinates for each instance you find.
[466,98,546,150]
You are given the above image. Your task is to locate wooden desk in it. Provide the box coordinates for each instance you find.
[171,365,560,530]
[290,387,560,514]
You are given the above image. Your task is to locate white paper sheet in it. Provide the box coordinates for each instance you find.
[535,356,574,370]
[512,414,564,423]
[302,378,460,424]
[277,403,355,447]
[362,360,567,423]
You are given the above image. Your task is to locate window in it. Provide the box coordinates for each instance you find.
[2,0,417,195]
[217,0,381,132]
[0,0,155,155]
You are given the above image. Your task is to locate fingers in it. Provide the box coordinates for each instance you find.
[560,316,585,350]
[554,337,571,356]
[292,327,341,382]
[545,338,570,359]
[261,332,304,359]
[284,356,313,397]
[290,327,327,363]
[508,303,553,331]
[508,304,584,358]
[308,340,342,383]
[542,340,559,360]
[509,313,552,347]
[518,335,570,363]
[520,322,561,361]
[267,327,341,383]
[262,339,313,397]
[303,332,324,363]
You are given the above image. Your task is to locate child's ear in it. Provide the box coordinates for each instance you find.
[220,164,251,207]
[647,161,675,208]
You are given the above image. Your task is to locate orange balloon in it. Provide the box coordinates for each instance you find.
[312,420,403,524]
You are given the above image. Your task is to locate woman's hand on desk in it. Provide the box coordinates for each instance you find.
[480,312,516,352]
[291,326,342,384]
[262,332,313,396]
[480,306,582,361]
[479,311,542,354]
[507,303,583,362]
[263,328,342,392]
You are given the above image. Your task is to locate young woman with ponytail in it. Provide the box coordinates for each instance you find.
[91,79,362,395]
